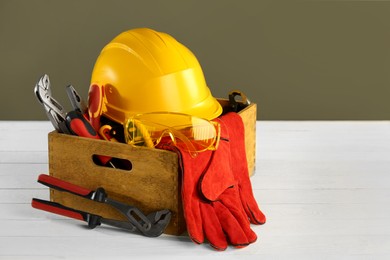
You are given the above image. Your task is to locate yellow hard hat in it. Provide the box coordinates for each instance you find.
[90,28,222,124]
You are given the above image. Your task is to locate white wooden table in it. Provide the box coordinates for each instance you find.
[1,121,389,259]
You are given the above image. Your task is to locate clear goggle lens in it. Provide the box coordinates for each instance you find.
[124,112,220,157]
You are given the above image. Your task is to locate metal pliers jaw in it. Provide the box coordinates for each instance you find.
[103,195,172,237]
[66,84,88,114]
[226,90,251,113]
[34,74,70,133]
[32,174,172,237]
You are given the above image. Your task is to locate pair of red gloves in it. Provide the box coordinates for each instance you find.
[161,112,266,250]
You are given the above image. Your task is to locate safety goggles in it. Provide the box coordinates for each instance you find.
[124,112,221,157]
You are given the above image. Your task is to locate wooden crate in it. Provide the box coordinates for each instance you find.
[48,101,256,235]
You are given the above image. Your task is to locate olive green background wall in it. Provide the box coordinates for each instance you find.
[1,0,389,120]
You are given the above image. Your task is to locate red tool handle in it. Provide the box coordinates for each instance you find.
[37,174,93,198]
[34,175,104,228]
[32,198,86,221]
[66,110,99,139]
[88,84,104,132]
[65,110,112,166]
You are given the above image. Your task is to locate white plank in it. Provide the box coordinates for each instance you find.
[257,121,390,162]
[0,204,50,220]
[0,163,49,176]
[253,171,390,189]
[0,215,388,238]
[0,189,47,204]
[256,235,390,257]
[254,188,390,204]
[0,235,389,259]
[0,121,52,152]
[256,161,390,177]
[0,152,48,164]
[0,174,43,189]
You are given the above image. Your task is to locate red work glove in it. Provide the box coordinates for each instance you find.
[159,113,258,250]
[218,113,266,224]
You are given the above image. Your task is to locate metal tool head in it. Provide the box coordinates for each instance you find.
[227,90,251,113]
[66,85,88,114]
[104,197,172,237]
[34,74,69,133]
[123,207,172,237]
[143,209,172,237]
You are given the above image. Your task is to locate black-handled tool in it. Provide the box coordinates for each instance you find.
[32,174,172,237]
[65,110,116,168]
[226,90,251,113]
[66,85,88,115]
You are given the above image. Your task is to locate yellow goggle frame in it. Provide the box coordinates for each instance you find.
[124,112,221,157]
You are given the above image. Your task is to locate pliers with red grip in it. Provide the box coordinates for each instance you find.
[32,174,171,237]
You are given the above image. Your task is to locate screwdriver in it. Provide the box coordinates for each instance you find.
[65,110,115,168]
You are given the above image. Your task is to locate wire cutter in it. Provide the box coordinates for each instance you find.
[66,84,88,115]
[32,174,171,237]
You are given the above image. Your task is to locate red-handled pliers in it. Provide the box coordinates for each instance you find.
[32,174,171,237]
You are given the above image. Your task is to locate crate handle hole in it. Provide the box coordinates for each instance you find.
[92,154,132,171]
